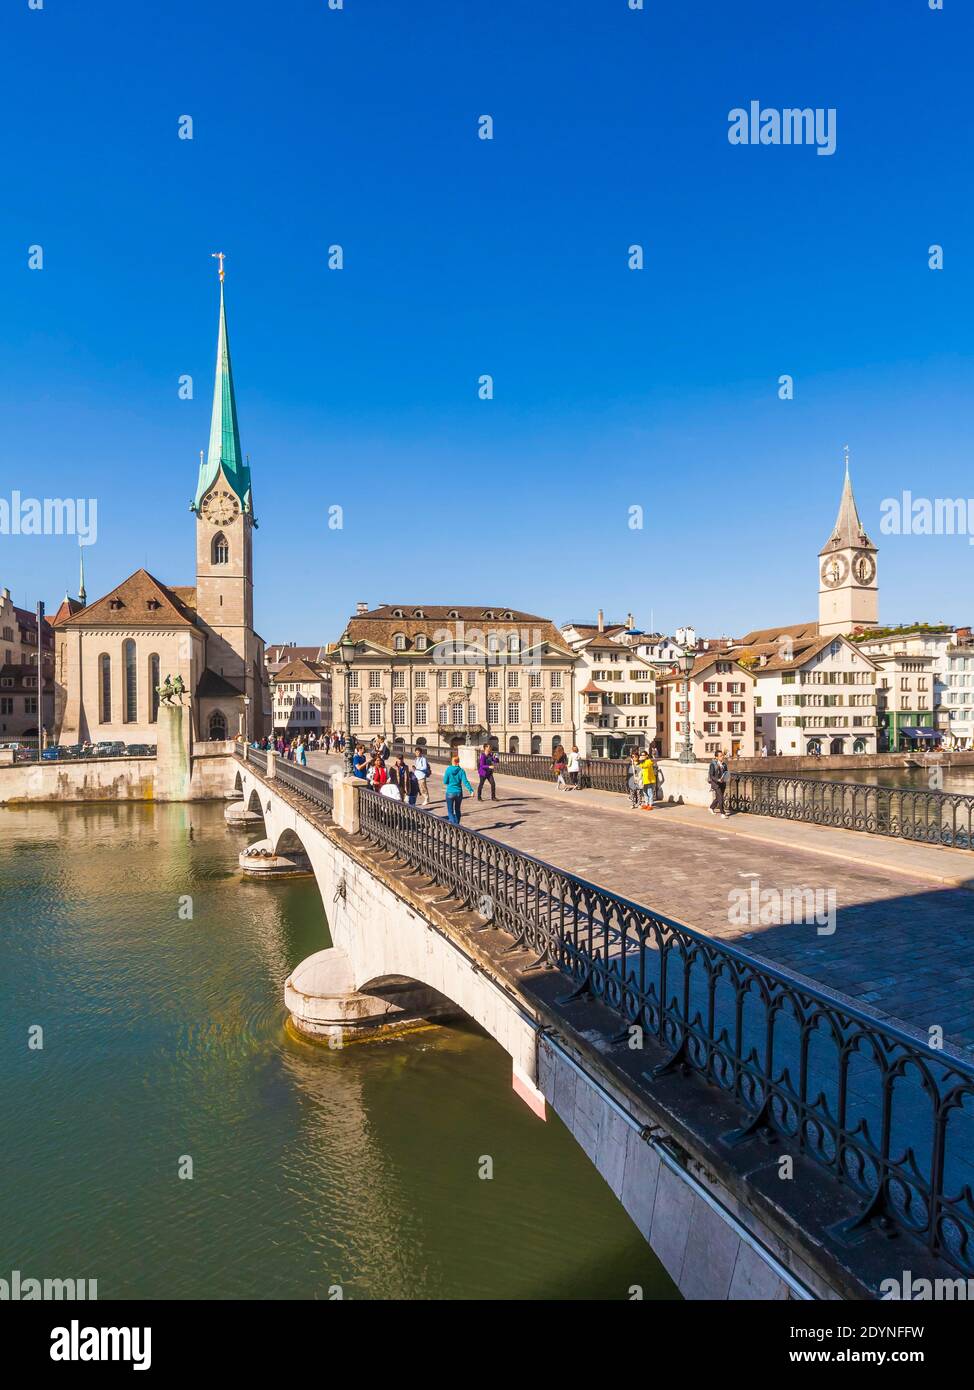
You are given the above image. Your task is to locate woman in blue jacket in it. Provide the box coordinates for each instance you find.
[442,754,473,825]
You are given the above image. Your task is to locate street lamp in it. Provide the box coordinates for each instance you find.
[465,673,475,747]
[338,636,356,775]
[675,626,697,764]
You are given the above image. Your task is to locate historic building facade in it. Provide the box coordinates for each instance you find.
[656,653,757,759]
[271,657,332,736]
[0,585,54,740]
[736,632,880,756]
[561,615,656,758]
[53,265,270,745]
[332,605,576,754]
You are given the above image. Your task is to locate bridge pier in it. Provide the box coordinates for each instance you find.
[285,946,456,1042]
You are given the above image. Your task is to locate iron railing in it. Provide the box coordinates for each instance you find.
[272,757,334,812]
[730,773,974,851]
[233,747,974,1273]
[492,751,631,793]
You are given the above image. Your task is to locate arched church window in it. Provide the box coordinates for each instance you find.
[99,654,111,723]
[123,639,137,723]
[208,710,228,740]
[212,533,230,565]
[149,654,160,723]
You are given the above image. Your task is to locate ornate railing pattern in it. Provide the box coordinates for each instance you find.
[491,751,631,793]
[271,758,334,813]
[233,748,974,1273]
[730,773,974,851]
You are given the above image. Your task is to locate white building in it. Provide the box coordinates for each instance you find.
[943,645,974,750]
[271,657,331,736]
[735,631,880,756]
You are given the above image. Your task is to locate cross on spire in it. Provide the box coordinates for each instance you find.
[843,444,850,479]
[211,251,226,282]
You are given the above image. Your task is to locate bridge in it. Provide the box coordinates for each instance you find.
[232,746,974,1302]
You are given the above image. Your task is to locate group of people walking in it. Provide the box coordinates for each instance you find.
[625,748,665,809]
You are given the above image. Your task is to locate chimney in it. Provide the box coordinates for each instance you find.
[356,601,368,615]
[597,608,604,632]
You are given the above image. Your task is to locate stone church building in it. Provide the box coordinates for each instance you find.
[53,267,270,744]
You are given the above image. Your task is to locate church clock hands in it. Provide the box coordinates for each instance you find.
[820,555,847,587]
[201,489,240,526]
[853,551,875,584]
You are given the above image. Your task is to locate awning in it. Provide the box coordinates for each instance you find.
[900,726,942,740]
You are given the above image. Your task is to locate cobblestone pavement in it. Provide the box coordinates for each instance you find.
[309,753,974,1049]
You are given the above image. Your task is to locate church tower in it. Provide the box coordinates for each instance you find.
[192,256,261,734]
[818,451,879,636]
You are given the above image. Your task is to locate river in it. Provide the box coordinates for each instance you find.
[0,800,676,1300]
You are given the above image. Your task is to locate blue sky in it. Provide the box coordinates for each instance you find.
[0,0,970,640]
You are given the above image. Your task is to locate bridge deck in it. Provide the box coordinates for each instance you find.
[309,752,974,1052]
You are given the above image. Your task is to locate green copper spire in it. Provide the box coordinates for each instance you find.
[192,256,253,516]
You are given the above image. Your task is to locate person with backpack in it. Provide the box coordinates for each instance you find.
[566,745,582,791]
[477,743,498,801]
[708,749,729,817]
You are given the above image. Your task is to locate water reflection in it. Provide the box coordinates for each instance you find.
[0,801,677,1300]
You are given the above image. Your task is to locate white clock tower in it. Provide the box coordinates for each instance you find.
[818,451,878,636]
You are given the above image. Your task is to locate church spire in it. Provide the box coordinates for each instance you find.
[79,545,87,607]
[192,256,253,517]
[820,448,875,554]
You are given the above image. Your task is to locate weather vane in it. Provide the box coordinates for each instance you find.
[211,251,226,282]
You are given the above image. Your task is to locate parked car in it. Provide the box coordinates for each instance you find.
[41,746,77,761]
[124,744,155,756]
[93,741,126,757]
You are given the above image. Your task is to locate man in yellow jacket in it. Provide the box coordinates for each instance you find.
[638,750,656,810]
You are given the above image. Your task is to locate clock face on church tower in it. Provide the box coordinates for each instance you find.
[820,554,848,588]
[852,551,875,585]
[201,488,240,526]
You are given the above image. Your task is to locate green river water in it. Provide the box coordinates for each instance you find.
[0,800,676,1301]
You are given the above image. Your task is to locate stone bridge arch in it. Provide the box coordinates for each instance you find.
[229,760,818,1301]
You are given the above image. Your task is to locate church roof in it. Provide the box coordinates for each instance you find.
[192,272,253,517]
[820,462,875,554]
[50,569,200,630]
[52,596,85,625]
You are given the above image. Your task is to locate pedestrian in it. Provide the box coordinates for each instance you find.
[566,744,582,791]
[638,748,656,809]
[295,738,307,766]
[552,742,568,790]
[391,754,410,798]
[380,772,401,801]
[626,750,642,809]
[370,756,388,791]
[708,749,729,817]
[443,753,473,825]
[405,764,420,806]
[352,744,368,780]
[477,742,498,801]
[414,747,432,804]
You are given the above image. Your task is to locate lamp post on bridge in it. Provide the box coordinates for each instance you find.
[339,635,356,776]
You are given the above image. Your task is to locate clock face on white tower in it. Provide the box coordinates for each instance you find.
[201,488,240,526]
[820,555,848,588]
[853,551,876,585]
